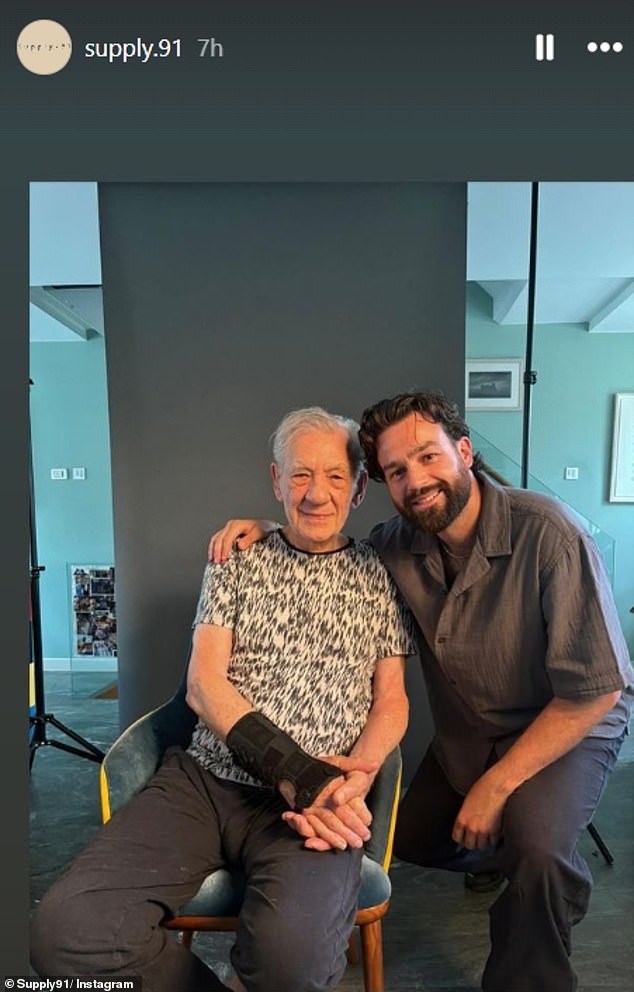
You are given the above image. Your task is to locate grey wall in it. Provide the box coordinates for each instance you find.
[99,182,467,779]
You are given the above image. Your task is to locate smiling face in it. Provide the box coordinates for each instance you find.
[375,412,474,535]
[271,426,366,553]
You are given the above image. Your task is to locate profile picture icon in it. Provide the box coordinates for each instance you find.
[17,20,72,75]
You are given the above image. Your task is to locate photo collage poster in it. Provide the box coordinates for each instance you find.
[71,565,117,658]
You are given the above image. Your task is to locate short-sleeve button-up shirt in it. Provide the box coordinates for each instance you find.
[369,473,633,793]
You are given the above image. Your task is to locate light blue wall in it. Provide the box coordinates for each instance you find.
[30,337,114,665]
[466,282,634,654]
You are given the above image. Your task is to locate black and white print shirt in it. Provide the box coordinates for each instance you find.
[187,529,416,786]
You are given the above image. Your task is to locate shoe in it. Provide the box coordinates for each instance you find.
[464,870,505,893]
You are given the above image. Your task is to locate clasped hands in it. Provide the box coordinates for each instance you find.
[281,754,378,852]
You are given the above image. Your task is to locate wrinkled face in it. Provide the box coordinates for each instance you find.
[375,412,473,534]
[271,427,366,552]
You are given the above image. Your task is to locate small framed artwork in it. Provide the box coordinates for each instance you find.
[609,393,634,503]
[465,358,524,411]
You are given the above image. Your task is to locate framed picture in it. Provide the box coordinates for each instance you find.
[609,393,634,503]
[465,358,524,411]
[70,564,117,658]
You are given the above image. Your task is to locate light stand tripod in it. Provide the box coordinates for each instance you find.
[29,383,105,769]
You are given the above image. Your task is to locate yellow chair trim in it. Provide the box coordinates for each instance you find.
[100,764,112,824]
[382,765,402,871]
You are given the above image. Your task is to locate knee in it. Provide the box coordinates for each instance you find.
[30,889,85,975]
[496,828,592,928]
[234,911,349,992]
[499,829,569,884]
[30,885,146,977]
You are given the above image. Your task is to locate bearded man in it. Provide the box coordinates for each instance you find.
[357,390,632,992]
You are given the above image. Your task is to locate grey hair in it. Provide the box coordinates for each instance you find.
[270,407,365,480]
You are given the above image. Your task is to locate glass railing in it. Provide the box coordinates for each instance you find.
[471,430,616,585]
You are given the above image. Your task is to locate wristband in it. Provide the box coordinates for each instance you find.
[226,711,342,810]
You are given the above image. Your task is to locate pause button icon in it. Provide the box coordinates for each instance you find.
[535,33,555,61]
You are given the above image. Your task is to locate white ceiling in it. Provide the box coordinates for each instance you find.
[467,182,634,333]
[29,287,105,342]
[30,182,103,343]
[29,182,634,342]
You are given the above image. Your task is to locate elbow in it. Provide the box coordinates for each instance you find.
[185,687,197,715]
[592,689,622,726]
[185,679,203,718]
[595,689,621,713]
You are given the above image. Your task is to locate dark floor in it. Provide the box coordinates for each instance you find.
[30,673,634,992]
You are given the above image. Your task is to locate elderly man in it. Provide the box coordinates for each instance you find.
[30,406,415,992]
[208,389,633,992]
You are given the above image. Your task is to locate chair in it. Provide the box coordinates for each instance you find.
[100,676,402,992]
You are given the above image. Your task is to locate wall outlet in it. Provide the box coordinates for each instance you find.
[72,467,86,480]
[50,468,68,480]
[564,466,579,480]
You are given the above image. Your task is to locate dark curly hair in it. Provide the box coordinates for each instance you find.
[358,389,484,482]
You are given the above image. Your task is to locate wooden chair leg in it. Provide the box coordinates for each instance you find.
[359,919,384,992]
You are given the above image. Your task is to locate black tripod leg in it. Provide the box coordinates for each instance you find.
[29,713,106,769]
[29,390,107,770]
[587,822,614,866]
[45,714,105,761]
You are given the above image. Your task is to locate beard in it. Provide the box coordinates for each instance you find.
[400,468,472,534]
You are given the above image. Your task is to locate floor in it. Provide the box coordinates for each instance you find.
[30,672,634,992]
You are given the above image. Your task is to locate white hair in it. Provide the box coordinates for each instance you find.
[270,407,364,480]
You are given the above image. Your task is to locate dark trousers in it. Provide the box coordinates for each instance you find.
[394,735,624,992]
[30,747,362,992]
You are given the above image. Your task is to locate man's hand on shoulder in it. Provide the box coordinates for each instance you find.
[208,519,278,563]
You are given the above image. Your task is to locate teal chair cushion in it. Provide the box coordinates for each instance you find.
[177,854,390,917]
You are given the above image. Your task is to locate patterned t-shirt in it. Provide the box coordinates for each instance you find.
[187,529,416,786]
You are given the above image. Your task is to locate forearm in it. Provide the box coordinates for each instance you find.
[185,623,254,740]
[349,656,409,772]
[348,694,409,776]
[186,670,254,741]
[330,661,409,807]
[189,682,344,812]
[486,691,621,797]
[282,659,408,849]
[453,690,622,849]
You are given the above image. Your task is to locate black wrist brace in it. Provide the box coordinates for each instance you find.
[226,711,342,810]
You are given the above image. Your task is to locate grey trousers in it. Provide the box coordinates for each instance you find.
[394,733,624,992]
[30,747,362,992]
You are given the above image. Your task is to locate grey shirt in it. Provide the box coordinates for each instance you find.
[369,473,633,794]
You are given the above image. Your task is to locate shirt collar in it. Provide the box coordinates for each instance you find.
[475,473,513,557]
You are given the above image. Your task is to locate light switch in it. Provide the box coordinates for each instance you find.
[564,467,579,480]
[72,467,86,480]
[50,468,68,480]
